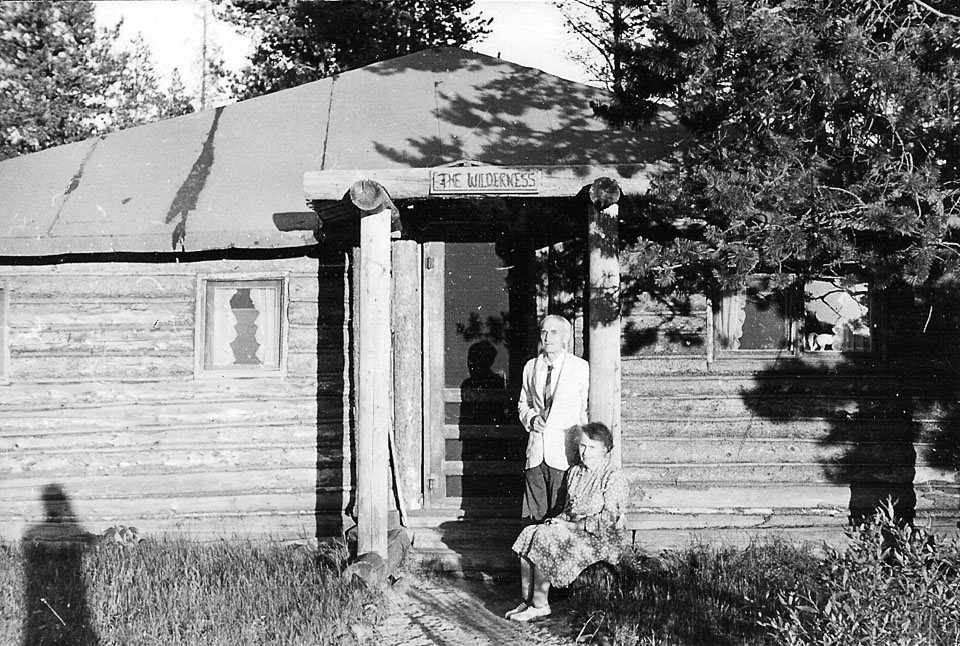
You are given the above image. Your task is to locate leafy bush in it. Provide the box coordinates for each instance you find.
[765,499,960,646]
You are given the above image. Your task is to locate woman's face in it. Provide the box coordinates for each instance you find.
[578,432,608,467]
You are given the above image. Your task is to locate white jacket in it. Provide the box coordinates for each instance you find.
[517,352,589,470]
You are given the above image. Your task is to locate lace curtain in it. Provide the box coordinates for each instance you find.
[211,287,239,366]
[717,292,746,350]
[208,284,279,369]
[249,287,278,367]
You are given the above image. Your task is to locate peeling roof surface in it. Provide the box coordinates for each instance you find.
[0,47,684,256]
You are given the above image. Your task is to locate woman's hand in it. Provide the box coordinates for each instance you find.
[546,517,585,531]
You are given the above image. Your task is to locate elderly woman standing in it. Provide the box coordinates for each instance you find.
[506,421,629,622]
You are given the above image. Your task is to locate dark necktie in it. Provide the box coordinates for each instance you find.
[542,364,554,418]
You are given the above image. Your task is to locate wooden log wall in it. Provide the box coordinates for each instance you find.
[620,289,960,550]
[0,255,351,542]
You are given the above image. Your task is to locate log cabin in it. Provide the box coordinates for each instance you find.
[1,48,957,571]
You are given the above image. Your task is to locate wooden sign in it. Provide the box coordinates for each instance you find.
[429,167,541,195]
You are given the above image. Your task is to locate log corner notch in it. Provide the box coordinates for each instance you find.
[349,179,403,238]
[586,177,623,467]
[354,178,393,560]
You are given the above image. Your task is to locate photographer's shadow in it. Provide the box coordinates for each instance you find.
[21,484,99,646]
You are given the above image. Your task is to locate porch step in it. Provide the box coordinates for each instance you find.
[403,511,523,575]
[411,546,517,575]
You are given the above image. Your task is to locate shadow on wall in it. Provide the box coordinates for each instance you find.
[742,286,960,525]
[21,484,99,646]
[317,250,351,540]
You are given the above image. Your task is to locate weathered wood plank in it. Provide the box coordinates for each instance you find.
[423,242,446,504]
[0,379,321,407]
[9,301,195,328]
[392,239,423,510]
[10,355,194,380]
[623,464,954,485]
[0,447,323,475]
[0,514,329,543]
[304,165,657,202]
[621,437,942,465]
[627,484,959,511]
[620,418,951,441]
[621,371,960,396]
[0,470,335,497]
[1,492,339,525]
[356,206,391,558]
[621,394,959,419]
[443,424,526,439]
[441,461,524,476]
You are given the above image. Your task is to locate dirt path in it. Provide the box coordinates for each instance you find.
[372,574,585,645]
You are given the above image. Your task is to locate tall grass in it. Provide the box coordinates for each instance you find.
[0,537,382,646]
[572,505,960,645]
[570,538,821,646]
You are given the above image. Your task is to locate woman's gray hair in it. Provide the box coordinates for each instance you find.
[580,422,614,452]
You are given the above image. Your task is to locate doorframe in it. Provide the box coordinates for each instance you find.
[422,241,446,507]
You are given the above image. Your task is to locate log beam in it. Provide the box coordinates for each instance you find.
[586,177,622,467]
[304,165,654,202]
[356,180,393,559]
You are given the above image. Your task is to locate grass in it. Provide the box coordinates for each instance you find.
[568,538,821,646]
[0,536,383,646]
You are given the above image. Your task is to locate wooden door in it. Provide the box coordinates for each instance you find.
[422,241,534,510]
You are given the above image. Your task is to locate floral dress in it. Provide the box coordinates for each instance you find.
[512,457,629,587]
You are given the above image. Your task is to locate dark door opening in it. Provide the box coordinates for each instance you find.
[423,240,536,509]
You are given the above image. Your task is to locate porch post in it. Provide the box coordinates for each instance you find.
[353,180,394,559]
[586,178,622,467]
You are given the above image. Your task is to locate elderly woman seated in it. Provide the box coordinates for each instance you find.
[506,421,628,622]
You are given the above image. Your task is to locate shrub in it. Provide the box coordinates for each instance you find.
[765,499,960,646]
[571,537,820,645]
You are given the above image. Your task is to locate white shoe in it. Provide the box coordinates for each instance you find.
[510,604,551,622]
[504,602,528,618]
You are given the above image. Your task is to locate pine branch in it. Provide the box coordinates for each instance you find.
[910,0,960,22]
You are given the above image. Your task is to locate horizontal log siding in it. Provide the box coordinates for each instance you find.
[620,290,960,550]
[0,256,351,542]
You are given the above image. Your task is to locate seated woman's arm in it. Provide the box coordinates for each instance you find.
[554,470,629,536]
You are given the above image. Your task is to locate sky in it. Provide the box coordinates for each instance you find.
[92,0,601,101]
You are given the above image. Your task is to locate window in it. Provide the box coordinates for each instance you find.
[714,277,872,356]
[196,277,287,377]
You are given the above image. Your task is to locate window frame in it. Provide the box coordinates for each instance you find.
[194,273,289,379]
[709,275,877,363]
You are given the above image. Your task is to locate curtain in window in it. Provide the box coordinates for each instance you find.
[717,292,746,350]
[249,287,278,367]
[212,287,239,366]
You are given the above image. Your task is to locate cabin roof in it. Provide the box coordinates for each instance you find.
[0,47,684,257]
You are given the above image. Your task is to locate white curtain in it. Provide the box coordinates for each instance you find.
[249,287,278,367]
[717,292,747,350]
[212,288,239,366]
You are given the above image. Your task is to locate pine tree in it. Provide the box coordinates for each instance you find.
[217,0,491,99]
[0,1,199,159]
[0,1,122,159]
[600,0,960,291]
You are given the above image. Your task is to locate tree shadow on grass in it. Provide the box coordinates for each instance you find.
[21,484,99,646]
[569,545,819,646]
